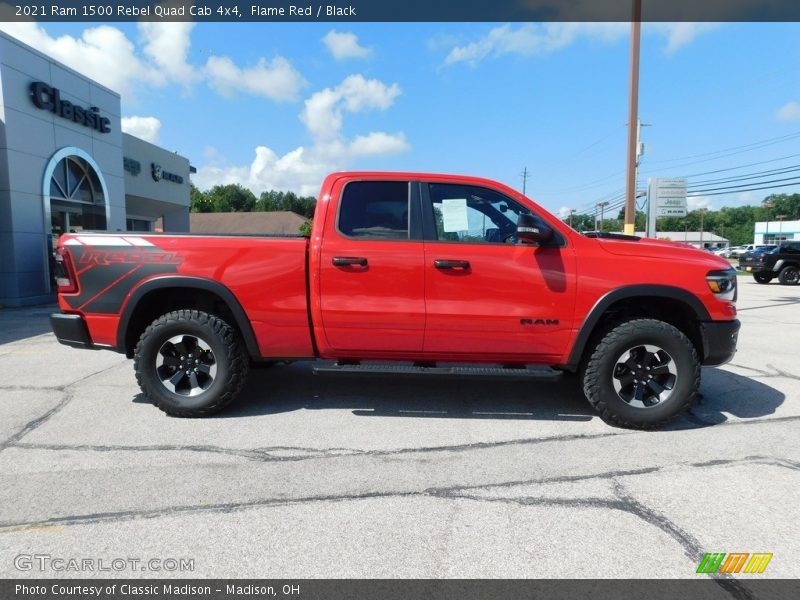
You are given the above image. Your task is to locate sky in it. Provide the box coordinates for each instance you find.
[2,20,800,220]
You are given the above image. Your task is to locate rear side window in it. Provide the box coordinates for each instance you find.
[337,181,410,240]
[784,242,800,253]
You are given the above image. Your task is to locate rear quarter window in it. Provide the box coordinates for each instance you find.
[337,181,410,240]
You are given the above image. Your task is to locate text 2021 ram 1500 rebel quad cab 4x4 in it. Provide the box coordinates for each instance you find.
[50,172,740,428]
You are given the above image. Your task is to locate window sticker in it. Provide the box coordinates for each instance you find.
[441,198,469,232]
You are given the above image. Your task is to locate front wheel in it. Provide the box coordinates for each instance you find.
[134,310,249,417]
[753,273,773,284]
[581,319,700,429]
[778,265,800,285]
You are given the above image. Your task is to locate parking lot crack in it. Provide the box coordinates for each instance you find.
[610,480,756,600]
[9,442,365,462]
[0,489,425,534]
[0,390,72,452]
[0,362,125,453]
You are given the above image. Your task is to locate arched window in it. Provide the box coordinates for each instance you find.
[49,155,104,205]
[44,148,109,238]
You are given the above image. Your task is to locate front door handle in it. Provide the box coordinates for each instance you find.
[332,256,368,267]
[434,259,470,270]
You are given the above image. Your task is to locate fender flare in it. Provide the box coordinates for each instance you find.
[116,276,260,359]
[564,285,710,370]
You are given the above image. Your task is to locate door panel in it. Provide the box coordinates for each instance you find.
[421,182,576,359]
[318,180,426,353]
[423,243,575,357]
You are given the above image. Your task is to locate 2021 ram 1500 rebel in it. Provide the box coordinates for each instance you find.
[50,172,740,428]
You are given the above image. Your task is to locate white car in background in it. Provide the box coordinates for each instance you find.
[729,244,776,258]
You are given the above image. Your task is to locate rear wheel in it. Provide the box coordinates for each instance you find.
[134,310,249,417]
[581,319,700,429]
[778,265,800,285]
[753,273,773,284]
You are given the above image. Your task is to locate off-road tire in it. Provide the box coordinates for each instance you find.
[134,310,249,417]
[778,265,800,285]
[753,273,773,284]
[581,318,700,429]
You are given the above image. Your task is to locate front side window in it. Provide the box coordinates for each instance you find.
[428,183,533,244]
[337,181,410,240]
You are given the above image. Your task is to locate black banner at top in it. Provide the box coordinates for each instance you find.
[1,0,800,22]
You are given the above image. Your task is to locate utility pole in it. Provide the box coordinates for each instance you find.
[698,208,707,248]
[597,201,609,231]
[624,0,642,235]
[520,167,529,195]
[568,209,576,228]
[763,201,774,243]
[777,214,787,242]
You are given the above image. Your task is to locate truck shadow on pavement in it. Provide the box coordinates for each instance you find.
[0,304,58,344]
[207,362,784,429]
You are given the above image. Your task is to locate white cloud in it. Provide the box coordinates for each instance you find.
[443,22,718,67]
[687,195,713,211]
[557,206,573,219]
[349,132,410,157]
[205,56,306,102]
[0,22,156,96]
[649,22,720,55]
[322,30,372,60]
[0,21,304,104]
[776,101,800,122]
[193,75,408,196]
[139,21,197,86]
[121,116,162,143]
[301,74,401,140]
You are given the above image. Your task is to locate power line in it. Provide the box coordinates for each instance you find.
[688,164,800,187]
[688,175,800,194]
[688,180,800,197]
[643,129,800,166]
[679,152,800,179]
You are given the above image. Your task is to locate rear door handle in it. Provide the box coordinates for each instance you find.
[434,259,470,270]
[332,256,368,267]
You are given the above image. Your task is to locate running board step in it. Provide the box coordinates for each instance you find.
[312,363,563,380]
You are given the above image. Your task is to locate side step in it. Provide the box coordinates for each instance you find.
[312,362,563,381]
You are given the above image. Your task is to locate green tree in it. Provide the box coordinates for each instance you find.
[206,184,256,212]
[190,184,213,213]
[256,189,317,218]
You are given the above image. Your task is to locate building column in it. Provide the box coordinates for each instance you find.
[162,208,190,232]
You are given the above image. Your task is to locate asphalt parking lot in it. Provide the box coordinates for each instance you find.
[0,279,798,586]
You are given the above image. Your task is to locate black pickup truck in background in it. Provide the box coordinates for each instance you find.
[738,241,800,284]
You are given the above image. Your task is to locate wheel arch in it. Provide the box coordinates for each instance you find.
[117,276,260,359]
[563,285,710,371]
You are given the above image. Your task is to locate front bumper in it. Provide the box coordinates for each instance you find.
[700,319,740,366]
[50,313,93,349]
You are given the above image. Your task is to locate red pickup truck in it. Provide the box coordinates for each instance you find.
[50,172,739,428]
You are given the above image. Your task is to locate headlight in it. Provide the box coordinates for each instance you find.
[706,268,737,301]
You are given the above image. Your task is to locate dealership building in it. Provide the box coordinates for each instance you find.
[0,31,192,307]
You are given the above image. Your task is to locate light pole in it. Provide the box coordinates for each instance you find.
[777,214,787,242]
[624,0,642,235]
[597,201,609,231]
[698,208,707,249]
[763,201,775,243]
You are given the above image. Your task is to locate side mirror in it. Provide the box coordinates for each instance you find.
[516,214,553,245]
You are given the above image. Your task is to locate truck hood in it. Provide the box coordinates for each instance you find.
[596,237,731,268]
